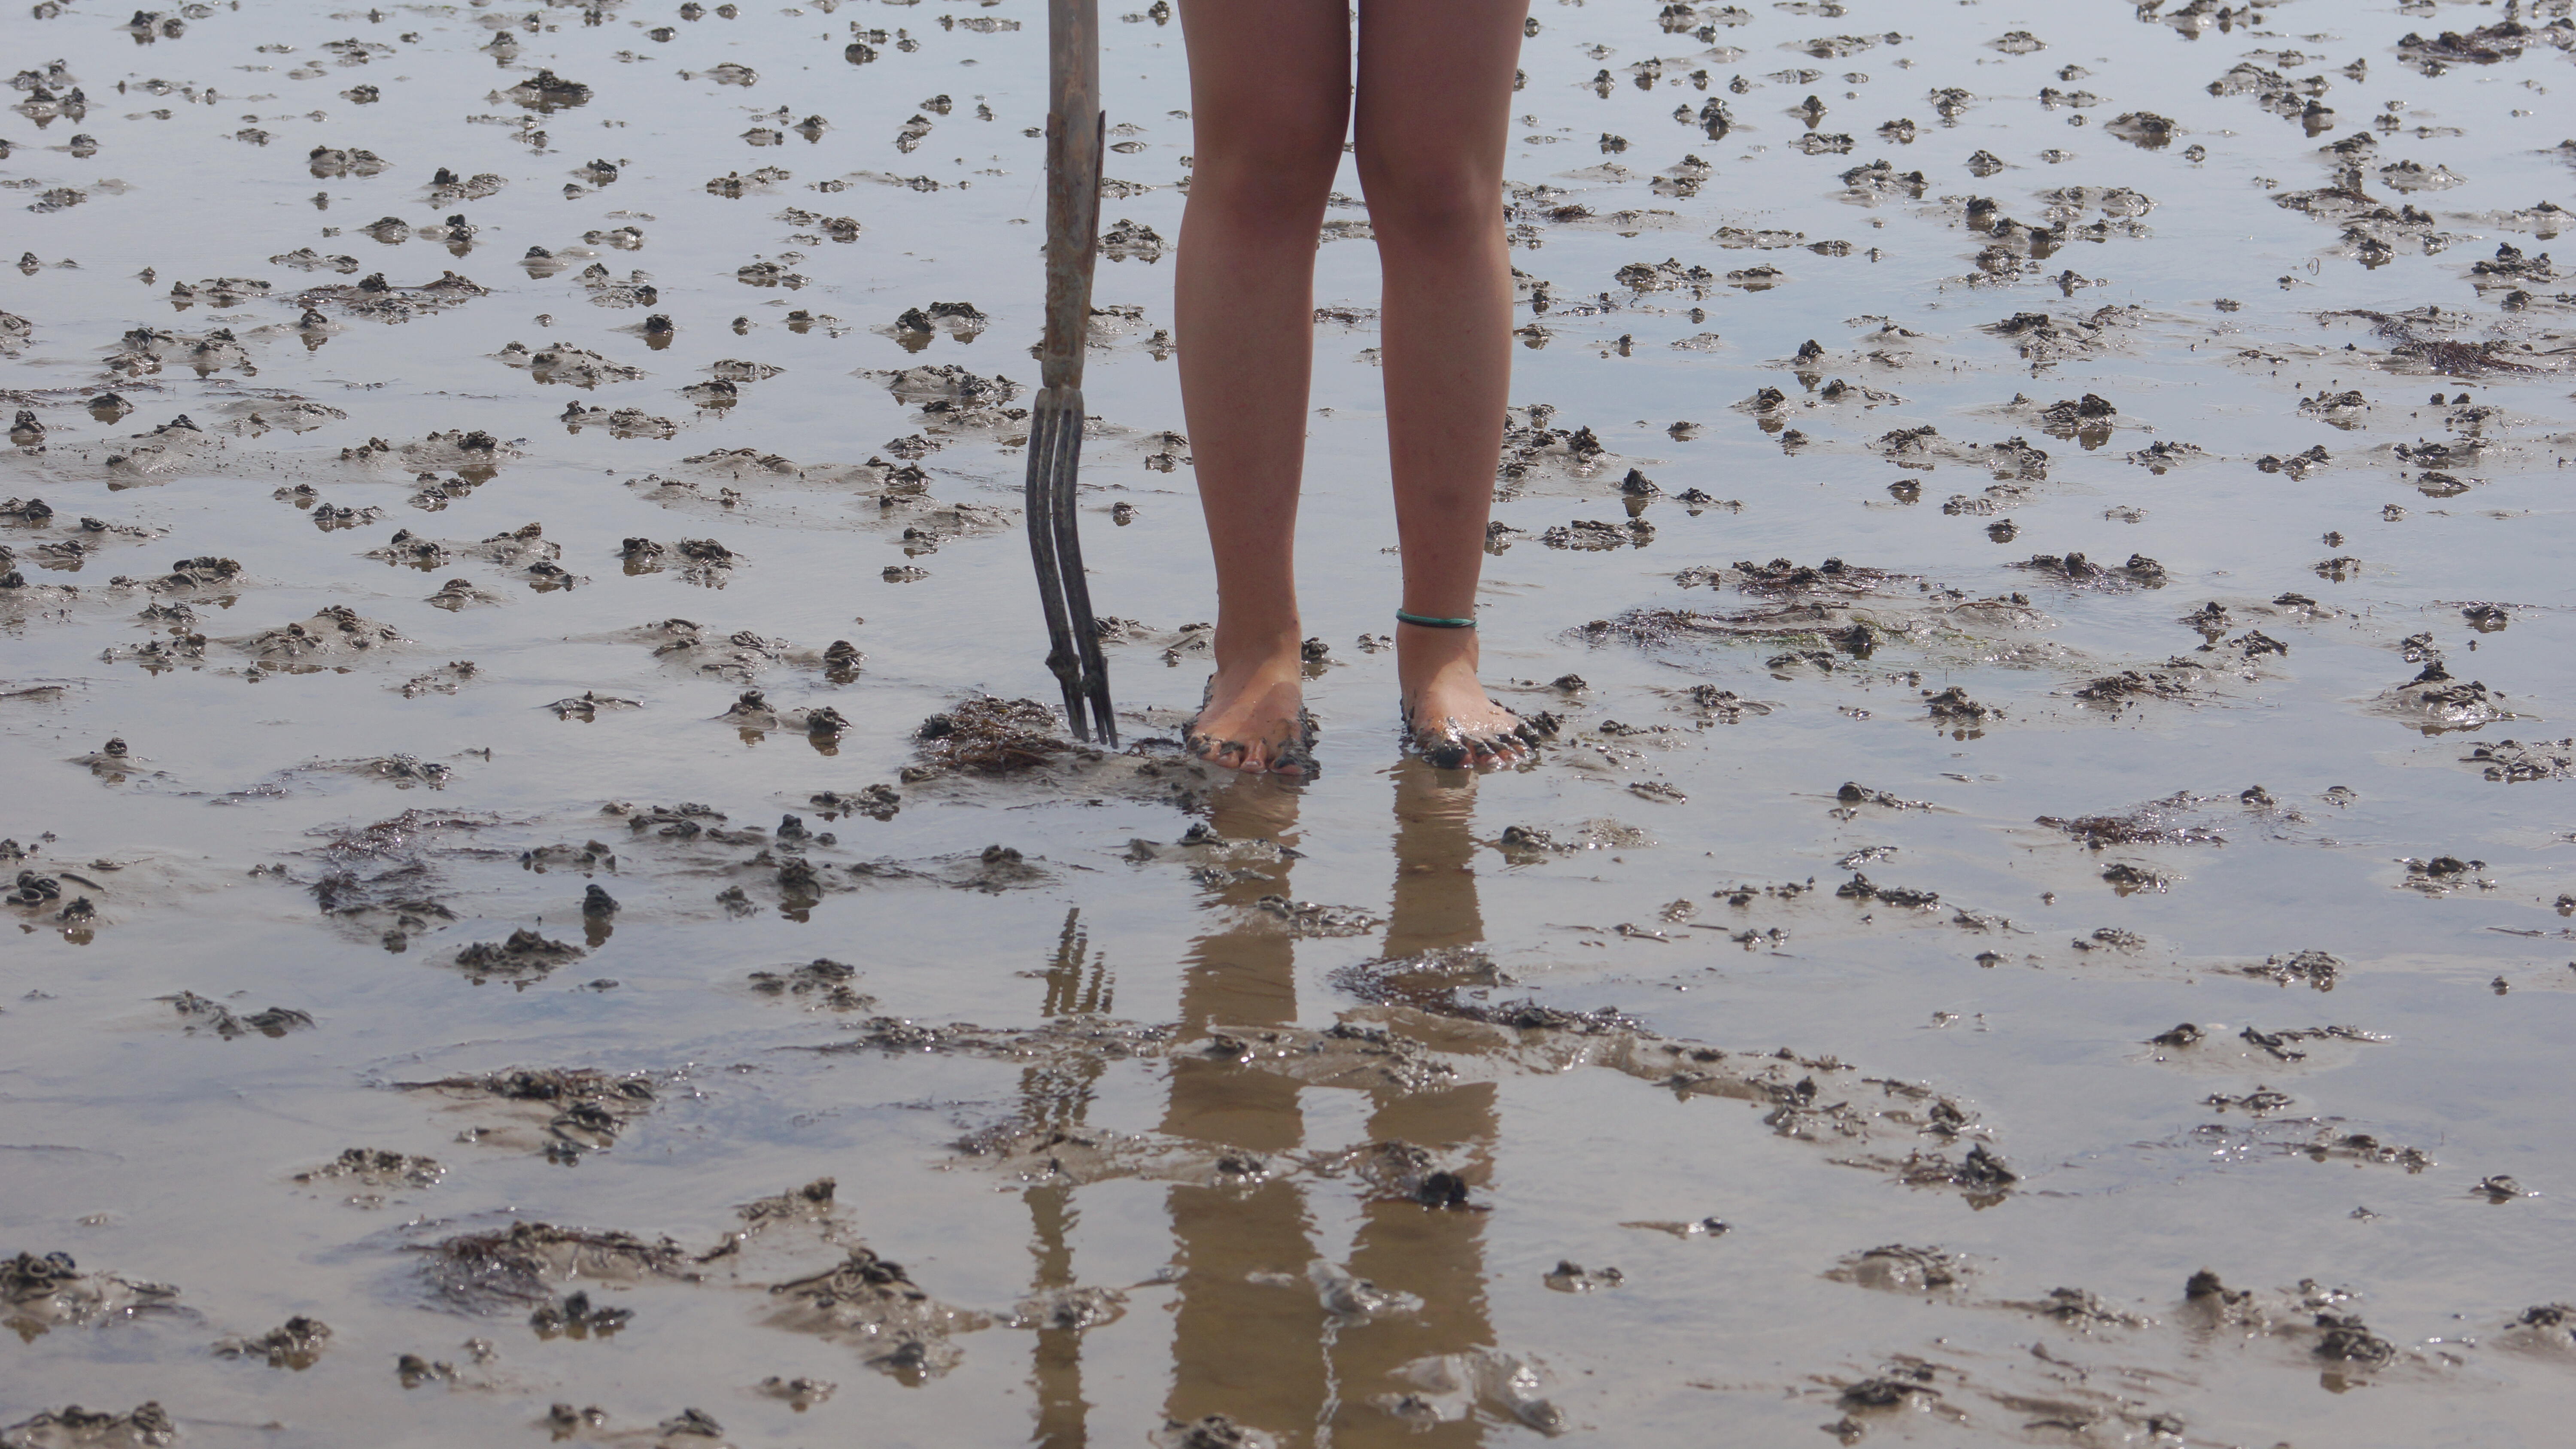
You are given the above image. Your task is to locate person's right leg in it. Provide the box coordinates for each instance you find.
[1173,0,1352,774]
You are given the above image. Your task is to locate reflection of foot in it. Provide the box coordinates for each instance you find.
[1397,626,1557,770]
[1184,643,1317,777]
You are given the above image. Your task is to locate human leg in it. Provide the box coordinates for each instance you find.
[1173,0,1352,773]
[1354,0,1539,767]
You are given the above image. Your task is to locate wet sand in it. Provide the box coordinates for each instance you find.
[5,0,2576,1444]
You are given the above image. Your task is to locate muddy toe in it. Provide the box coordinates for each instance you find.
[1404,702,1545,771]
[1265,709,1321,778]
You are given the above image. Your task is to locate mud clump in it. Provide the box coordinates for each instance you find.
[293,1147,445,1189]
[765,1248,988,1382]
[911,698,1072,776]
[306,146,386,178]
[2105,112,2179,148]
[1099,218,1166,261]
[165,991,315,1039]
[634,619,787,684]
[213,1315,332,1368]
[747,958,875,1011]
[1837,873,1942,908]
[226,605,407,665]
[499,70,593,111]
[2397,21,2570,72]
[528,1289,632,1339]
[0,1403,178,1449]
[399,1067,656,1157]
[1335,1139,1479,1209]
[2509,1304,2576,1346]
[298,271,491,323]
[2245,950,2344,990]
[450,929,585,982]
[1540,518,1649,550]
[2,1251,182,1331]
[2312,1313,2398,1367]
[2101,863,2172,893]
[1719,556,1912,596]
[2326,307,2559,379]
[500,343,645,389]
[1899,1143,2018,1196]
[1837,782,1933,811]
[2378,659,2513,732]
[562,403,677,440]
[810,784,900,821]
[1921,687,1999,727]
[2257,444,2331,479]
[2014,1286,2151,1328]
[2075,663,2209,709]
[2012,552,2166,589]
[1983,306,2136,361]
[1830,1243,1965,1294]
[2461,738,2575,783]
[1153,1416,1277,1449]
[2036,793,2226,850]
[417,1221,691,1312]
[1838,158,1926,203]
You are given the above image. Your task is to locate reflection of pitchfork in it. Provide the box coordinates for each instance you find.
[1024,0,1116,744]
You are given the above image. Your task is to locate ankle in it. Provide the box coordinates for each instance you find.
[1396,639,1484,696]
[1212,617,1303,671]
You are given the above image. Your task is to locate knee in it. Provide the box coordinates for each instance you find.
[1189,128,1343,234]
[1355,155,1501,249]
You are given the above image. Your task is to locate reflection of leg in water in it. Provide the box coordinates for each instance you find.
[1382,759,1487,959]
[1329,760,1498,1445]
[1026,1182,1088,1449]
[1162,780,1331,1438]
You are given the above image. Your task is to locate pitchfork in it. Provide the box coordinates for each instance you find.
[1023,0,1117,744]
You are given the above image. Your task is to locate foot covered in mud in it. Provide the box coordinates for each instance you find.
[1184,650,1318,777]
[1397,628,1556,769]
[1401,699,1557,769]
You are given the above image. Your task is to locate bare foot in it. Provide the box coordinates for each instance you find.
[1397,624,1555,769]
[1185,635,1315,776]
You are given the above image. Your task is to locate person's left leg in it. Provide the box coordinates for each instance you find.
[1354,0,1537,768]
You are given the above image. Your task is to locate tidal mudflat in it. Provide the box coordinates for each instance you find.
[5,0,2576,1444]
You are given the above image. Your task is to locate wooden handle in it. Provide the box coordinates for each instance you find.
[1040,0,1102,392]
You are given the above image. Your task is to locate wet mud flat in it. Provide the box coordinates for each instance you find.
[6,0,2576,1444]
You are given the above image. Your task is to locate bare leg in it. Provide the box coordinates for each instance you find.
[1356,0,1535,767]
[1173,0,1351,774]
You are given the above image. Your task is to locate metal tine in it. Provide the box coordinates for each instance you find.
[1026,0,1114,745]
[1023,397,1084,737]
[1046,391,1116,745]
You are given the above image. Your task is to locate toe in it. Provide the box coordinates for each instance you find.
[1269,729,1315,777]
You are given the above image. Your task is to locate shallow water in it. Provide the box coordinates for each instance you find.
[5,0,2576,1444]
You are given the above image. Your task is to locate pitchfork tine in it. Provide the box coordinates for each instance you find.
[1024,0,1115,744]
[1025,401,1087,738]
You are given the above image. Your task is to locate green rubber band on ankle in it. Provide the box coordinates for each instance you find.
[1395,610,1477,629]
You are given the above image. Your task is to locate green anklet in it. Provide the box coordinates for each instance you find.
[1394,610,1476,629]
